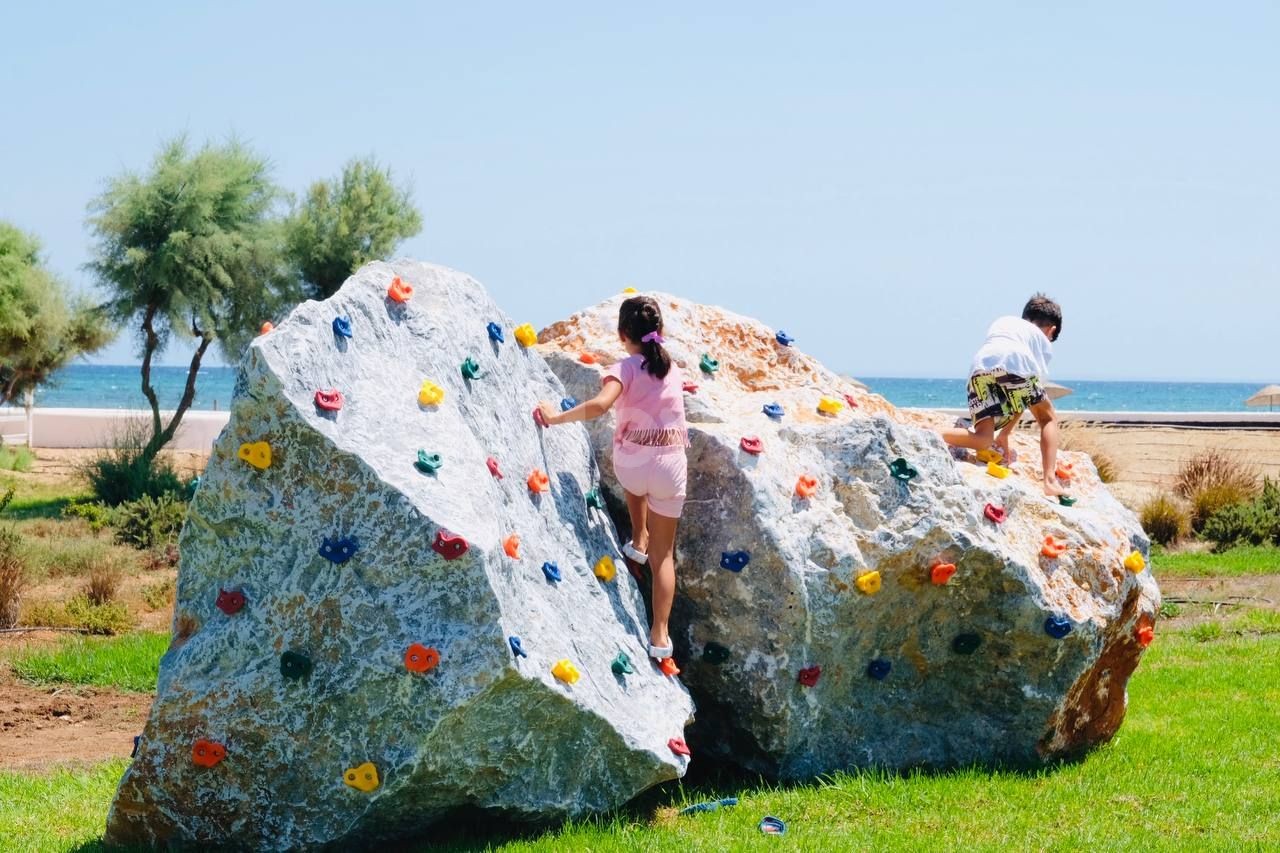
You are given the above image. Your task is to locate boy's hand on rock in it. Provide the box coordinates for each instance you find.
[537,401,560,425]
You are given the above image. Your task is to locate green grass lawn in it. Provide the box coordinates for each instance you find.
[5,632,168,693]
[1152,543,1280,577]
[0,477,91,520]
[3,631,1277,852]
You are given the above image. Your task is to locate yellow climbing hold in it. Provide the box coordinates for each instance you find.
[552,658,580,684]
[237,441,271,470]
[623,286,637,294]
[817,396,844,415]
[1124,550,1146,573]
[343,762,380,792]
[855,570,882,595]
[986,460,1011,479]
[514,323,538,347]
[418,380,445,406]
[594,555,616,582]
[976,448,1003,464]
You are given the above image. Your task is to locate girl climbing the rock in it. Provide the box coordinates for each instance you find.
[537,296,688,661]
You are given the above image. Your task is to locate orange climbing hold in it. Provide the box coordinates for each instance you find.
[1041,535,1067,558]
[1056,462,1074,481]
[387,276,413,303]
[260,322,274,334]
[659,657,681,677]
[930,560,956,585]
[404,643,441,673]
[580,352,597,364]
[795,474,819,499]
[527,469,550,494]
[192,739,227,768]
[503,535,522,559]
[1136,624,1155,648]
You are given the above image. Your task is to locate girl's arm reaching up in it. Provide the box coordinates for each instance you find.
[538,380,623,426]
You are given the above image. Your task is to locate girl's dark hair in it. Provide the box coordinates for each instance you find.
[618,296,671,379]
[1022,293,1062,342]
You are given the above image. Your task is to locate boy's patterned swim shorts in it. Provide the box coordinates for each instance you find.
[967,369,1045,429]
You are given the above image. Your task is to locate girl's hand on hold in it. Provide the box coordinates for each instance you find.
[537,400,561,426]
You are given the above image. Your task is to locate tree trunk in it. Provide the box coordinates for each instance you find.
[139,304,163,455]
[142,333,212,465]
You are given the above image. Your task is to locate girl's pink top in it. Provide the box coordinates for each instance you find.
[604,354,689,448]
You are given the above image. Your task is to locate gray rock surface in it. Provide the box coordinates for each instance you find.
[106,262,694,850]
[541,291,1161,780]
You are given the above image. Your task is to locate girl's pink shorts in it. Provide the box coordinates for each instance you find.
[613,444,687,518]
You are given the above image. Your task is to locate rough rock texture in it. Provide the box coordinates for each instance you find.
[106,263,693,850]
[541,292,1161,780]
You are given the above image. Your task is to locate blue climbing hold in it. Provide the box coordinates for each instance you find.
[776,331,794,346]
[509,636,527,658]
[131,735,141,758]
[561,397,579,412]
[763,403,785,419]
[680,797,739,815]
[867,659,891,680]
[487,321,504,343]
[952,633,982,655]
[332,315,352,338]
[280,650,313,680]
[1044,615,1073,639]
[542,561,561,582]
[319,535,358,565]
[720,550,751,572]
[759,816,787,835]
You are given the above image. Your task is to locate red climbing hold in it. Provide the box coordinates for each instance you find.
[215,589,245,615]
[527,469,550,494]
[486,457,503,478]
[388,276,413,303]
[404,643,440,673]
[192,739,227,768]
[314,389,344,412]
[740,436,764,455]
[659,657,681,677]
[795,474,819,499]
[503,534,522,559]
[797,665,822,687]
[1041,535,1068,558]
[682,381,698,394]
[843,393,859,408]
[432,530,469,560]
[667,738,691,757]
[1136,624,1155,648]
[930,560,956,585]
[532,407,548,427]
[984,503,1007,524]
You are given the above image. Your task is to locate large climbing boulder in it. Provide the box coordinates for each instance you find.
[106,263,694,850]
[540,292,1161,780]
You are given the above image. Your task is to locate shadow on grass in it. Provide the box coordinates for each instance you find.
[2,494,81,520]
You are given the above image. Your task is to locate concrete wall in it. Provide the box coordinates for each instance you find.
[0,409,231,450]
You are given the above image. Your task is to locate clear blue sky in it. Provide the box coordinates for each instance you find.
[2,2,1277,381]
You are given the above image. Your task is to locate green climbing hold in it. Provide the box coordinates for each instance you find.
[611,652,635,675]
[951,633,981,655]
[415,450,443,474]
[700,353,720,374]
[461,356,483,380]
[280,650,313,680]
[585,488,605,510]
[1058,495,1077,507]
[888,458,919,482]
[702,642,731,665]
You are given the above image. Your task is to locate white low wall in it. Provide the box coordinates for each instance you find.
[912,408,1280,429]
[0,408,231,450]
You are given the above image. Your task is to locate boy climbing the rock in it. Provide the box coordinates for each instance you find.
[941,294,1065,497]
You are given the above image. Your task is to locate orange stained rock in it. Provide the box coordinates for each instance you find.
[1041,535,1068,558]
[855,570,882,595]
[237,441,272,470]
[552,658,580,684]
[594,555,616,582]
[527,469,550,494]
[503,535,522,559]
[795,474,819,499]
[659,657,681,676]
[404,643,441,673]
[930,560,957,585]
[387,276,413,303]
[192,739,227,768]
[343,762,380,792]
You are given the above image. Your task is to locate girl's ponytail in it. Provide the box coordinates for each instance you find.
[618,296,672,379]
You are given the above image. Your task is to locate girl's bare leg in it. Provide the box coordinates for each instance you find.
[624,489,649,554]
[646,510,679,651]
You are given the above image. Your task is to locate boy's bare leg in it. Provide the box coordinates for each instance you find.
[995,414,1020,461]
[1030,398,1065,496]
[941,417,997,451]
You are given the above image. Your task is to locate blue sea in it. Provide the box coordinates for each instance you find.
[0,365,1270,413]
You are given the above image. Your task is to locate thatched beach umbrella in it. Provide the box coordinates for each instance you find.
[1043,381,1073,401]
[1245,384,1280,411]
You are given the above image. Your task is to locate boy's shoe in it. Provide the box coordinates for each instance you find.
[622,542,648,565]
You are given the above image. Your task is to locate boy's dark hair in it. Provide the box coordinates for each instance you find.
[1022,293,1062,342]
[618,296,671,379]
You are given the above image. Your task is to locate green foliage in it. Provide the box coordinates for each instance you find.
[0,441,34,472]
[1186,621,1224,642]
[141,577,175,611]
[1202,479,1280,551]
[284,156,422,299]
[1189,482,1255,532]
[0,484,13,514]
[1151,544,1280,577]
[0,222,115,405]
[82,421,184,505]
[20,594,134,635]
[1174,449,1259,532]
[111,493,186,550]
[61,499,114,532]
[8,631,167,692]
[0,759,131,853]
[1139,493,1189,546]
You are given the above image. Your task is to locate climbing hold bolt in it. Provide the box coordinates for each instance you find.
[486,321,504,343]
[855,570,882,595]
[776,331,794,346]
[797,665,822,687]
[888,458,918,482]
[561,396,579,412]
[795,474,819,499]
[387,277,413,302]
[585,488,605,509]
[513,323,538,347]
[509,636,527,658]
[460,356,483,380]
[192,739,227,768]
[720,550,751,572]
[486,457,503,479]
[1041,535,1067,559]
[527,469,550,494]
[215,589,245,615]
[611,652,634,675]
[1124,550,1146,573]
[260,322,274,334]
[594,555,616,582]
[817,396,844,415]
[404,643,441,673]
[763,402,785,419]
[343,762,380,793]
[542,561,562,582]
[418,380,445,406]
[1058,495,1077,507]
[987,460,1011,479]
[280,650,313,680]
[552,659,580,684]
[867,659,891,680]
[984,503,1007,524]
[1136,624,1155,648]
[1044,615,1072,639]
[683,381,698,394]
[579,353,597,364]
[659,657,681,676]
[415,450,443,474]
[668,738,692,757]
[759,816,787,835]
[930,560,956,585]
[237,441,272,470]
[332,315,353,338]
[740,436,764,455]
[319,535,358,565]
[699,354,720,374]
[702,642,731,664]
[952,633,982,655]
[432,529,469,560]
[503,535,522,559]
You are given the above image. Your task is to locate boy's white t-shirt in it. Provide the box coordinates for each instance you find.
[971,316,1053,380]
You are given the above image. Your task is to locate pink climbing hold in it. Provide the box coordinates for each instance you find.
[314,389,343,412]
[740,436,764,455]
[984,503,1007,524]
[797,665,821,687]
[843,393,859,408]
[682,381,698,394]
[667,737,691,757]
[486,457,503,479]
[532,407,548,428]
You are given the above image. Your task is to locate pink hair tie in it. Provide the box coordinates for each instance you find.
[642,331,665,344]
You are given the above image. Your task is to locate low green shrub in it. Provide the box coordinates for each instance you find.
[21,595,134,635]
[0,484,14,514]
[1202,479,1280,551]
[0,442,34,472]
[141,578,175,611]
[1140,493,1190,546]
[1189,482,1256,533]
[112,494,187,550]
[81,422,185,506]
[61,500,115,533]
[9,631,167,692]
[1175,449,1259,502]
